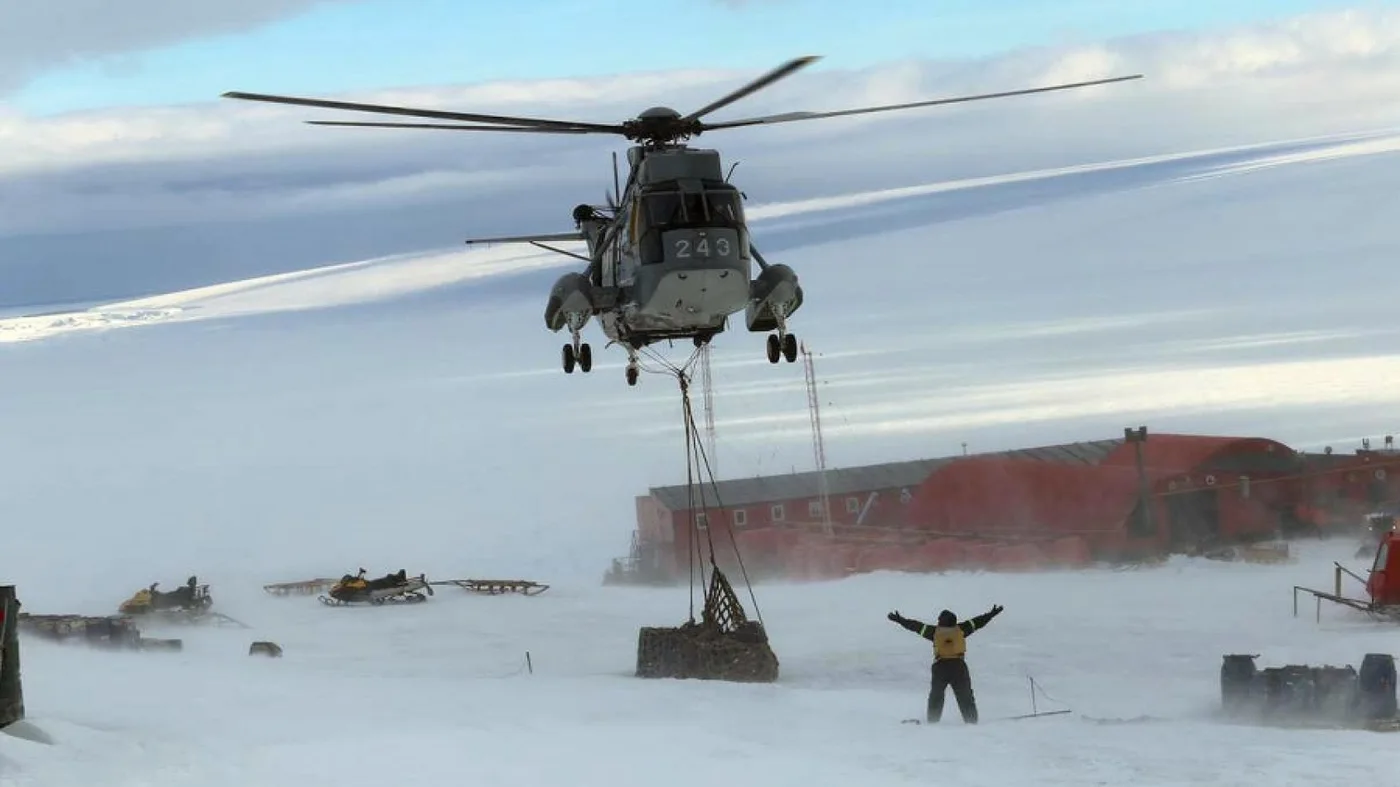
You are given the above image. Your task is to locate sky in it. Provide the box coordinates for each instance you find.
[5,4,1400,310]
[3,0,1390,115]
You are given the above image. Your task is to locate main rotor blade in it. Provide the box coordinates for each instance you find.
[681,56,821,123]
[702,74,1144,131]
[464,231,585,246]
[221,91,623,134]
[306,120,592,134]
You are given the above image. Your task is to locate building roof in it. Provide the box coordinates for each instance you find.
[1099,434,1296,473]
[997,438,1123,465]
[647,437,1128,512]
[648,457,950,512]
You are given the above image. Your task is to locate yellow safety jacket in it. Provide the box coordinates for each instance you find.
[931,625,966,660]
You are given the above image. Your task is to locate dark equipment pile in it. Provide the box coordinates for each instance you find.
[1220,652,1400,730]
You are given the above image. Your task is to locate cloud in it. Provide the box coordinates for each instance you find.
[5,8,1400,309]
[0,0,356,95]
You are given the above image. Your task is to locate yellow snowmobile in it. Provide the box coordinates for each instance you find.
[118,576,213,617]
[319,568,433,606]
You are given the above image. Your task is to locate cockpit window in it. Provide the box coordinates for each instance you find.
[646,193,683,227]
[637,186,741,263]
[706,191,743,224]
[642,187,742,231]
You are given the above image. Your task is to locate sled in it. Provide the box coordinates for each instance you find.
[263,578,338,596]
[428,579,550,596]
[318,569,434,606]
[1205,542,1292,565]
[17,613,143,648]
[900,710,1070,725]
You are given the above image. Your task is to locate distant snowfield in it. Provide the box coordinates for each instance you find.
[2,125,1398,346]
[8,540,1400,785]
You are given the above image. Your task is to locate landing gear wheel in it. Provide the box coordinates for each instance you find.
[578,343,592,373]
[562,344,576,374]
[626,365,639,387]
[781,333,798,363]
[766,334,781,364]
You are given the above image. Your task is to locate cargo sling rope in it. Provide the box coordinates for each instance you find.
[638,344,764,631]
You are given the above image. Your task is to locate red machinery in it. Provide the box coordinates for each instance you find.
[1294,531,1400,621]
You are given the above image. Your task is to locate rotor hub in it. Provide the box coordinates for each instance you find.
[637,106,681,120]
[624,106,700,145]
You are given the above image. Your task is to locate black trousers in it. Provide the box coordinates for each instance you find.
[928,658,978,723]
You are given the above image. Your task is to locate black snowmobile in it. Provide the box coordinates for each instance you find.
[319,568,433,606]
[119,575,214,616]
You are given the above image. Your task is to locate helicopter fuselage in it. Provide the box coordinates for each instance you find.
[544,144,802,370]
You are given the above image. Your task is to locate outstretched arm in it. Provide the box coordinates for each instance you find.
[887,611,936,642]
[960,604,1004,637]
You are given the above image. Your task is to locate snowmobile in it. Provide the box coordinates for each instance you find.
[118,576,214,618]
[318,568,433,606]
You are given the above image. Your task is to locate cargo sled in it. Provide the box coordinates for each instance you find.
[1220,652,1399,731]
[16,613,182,651]
[428,578,549,596]
[263,578,338,596]
[318,569,433,606]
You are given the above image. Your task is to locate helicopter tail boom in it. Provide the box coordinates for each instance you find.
[464,231,584,246]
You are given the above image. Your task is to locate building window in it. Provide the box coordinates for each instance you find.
[808,500,824,519]
[695,512,708,529]
[771,504,785,521]
[846,496,861,514]
[732,509,747,527]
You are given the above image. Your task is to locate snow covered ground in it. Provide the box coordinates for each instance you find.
[6,89,1400,783]
[7,539,1400,786]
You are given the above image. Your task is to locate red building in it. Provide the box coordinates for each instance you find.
[636,456,945,580]
[626,429,1400,584]
[904,434,1302,559]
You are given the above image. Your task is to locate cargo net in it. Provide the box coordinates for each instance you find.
[634,351,779,683]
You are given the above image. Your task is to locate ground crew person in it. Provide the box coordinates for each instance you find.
[888,604,1003,723]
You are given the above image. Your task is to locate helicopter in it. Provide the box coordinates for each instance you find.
[221,57,1142,387]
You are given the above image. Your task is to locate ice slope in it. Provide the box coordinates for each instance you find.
[6,539,1400,786]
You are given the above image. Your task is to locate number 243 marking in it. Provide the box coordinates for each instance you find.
[674,237,730,258]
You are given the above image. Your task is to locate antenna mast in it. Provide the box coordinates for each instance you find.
[698,343,717,476]
[802,342,832,536]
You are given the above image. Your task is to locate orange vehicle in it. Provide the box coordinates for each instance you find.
[1295,530,1400,620]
